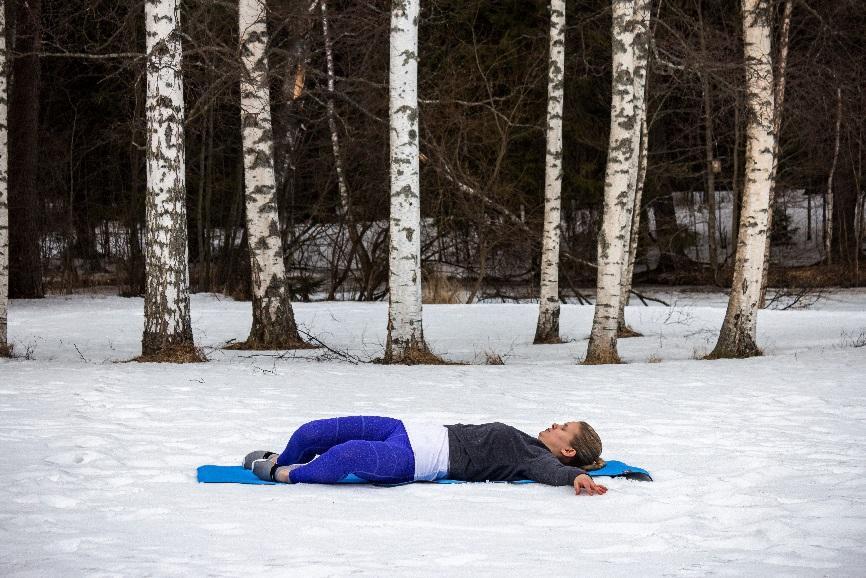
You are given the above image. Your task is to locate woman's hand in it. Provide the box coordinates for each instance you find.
[573,473,607,496]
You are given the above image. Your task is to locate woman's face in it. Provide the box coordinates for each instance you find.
[538,421,581,458]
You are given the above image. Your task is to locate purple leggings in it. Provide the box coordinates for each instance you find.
[276,416,415,484]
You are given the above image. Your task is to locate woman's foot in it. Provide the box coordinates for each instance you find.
[252,459,301,483]
[273,465,301,483]
[243,450,277,469]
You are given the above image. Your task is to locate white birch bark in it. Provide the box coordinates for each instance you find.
[534,0,566,345]
[709,0,775,359]
[824,86,842,266]
[142,0,197,359]
[585,0,642,364]
[238,0,303,348]
[384,0,430,362]
[0,0,9,354]
[618,116,648,336]
[617,0,651,337]
[759,0,792,306]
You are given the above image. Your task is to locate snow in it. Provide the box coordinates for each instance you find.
[656,189,863,268]
[1,291,865,575]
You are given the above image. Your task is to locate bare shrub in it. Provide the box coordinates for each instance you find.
[841,329,866,348]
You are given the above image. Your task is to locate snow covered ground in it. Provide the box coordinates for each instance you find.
[1,291,865,576]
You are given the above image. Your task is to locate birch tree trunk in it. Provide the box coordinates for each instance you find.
[534,0,566,345]
[141,0,199,361]
[585,0,646,364]
[709,0,775,359]
[617,0,651,339]
[384,0,435,364]
[235,0,306,349]
[759,0,792,306]
[0,0,9,355]
[618,116,648,337]
[824,86,842,266]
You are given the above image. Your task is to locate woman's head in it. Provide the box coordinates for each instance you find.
[538,421,605,470]
[566,421,605,470]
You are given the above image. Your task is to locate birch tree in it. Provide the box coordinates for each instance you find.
[617,0,651,338]
[584,0,649,364]
[708,0,775,359]
[618,117,648,337]
[759,0,792,306]
[234,0,306,349]
[384,0,436,364]
[534,0,566,345]
[824,86,842,266]
[141,0,200,361]
[0,0,9,356]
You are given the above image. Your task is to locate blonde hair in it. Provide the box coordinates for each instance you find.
[567,421,605,470]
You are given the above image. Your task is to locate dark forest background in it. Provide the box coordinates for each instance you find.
[6,0,865,302]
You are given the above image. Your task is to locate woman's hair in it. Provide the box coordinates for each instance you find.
[566,421,606,471]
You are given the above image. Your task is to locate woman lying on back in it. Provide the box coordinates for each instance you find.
[244,416,608,496]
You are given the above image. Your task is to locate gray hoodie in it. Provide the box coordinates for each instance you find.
[445,422,585,486]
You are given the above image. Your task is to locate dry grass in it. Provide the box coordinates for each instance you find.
[703,346,763,360]
[646,353,662,363]
[422,273,463,304]
[133,344,208,364]
[376,344,455,366]
[533,333,566,345]
[484,352,505,365]
[1,342,37,360]
[581,349,623,365]
[224,339,317,351]
[617,325,643,338]
[770,264,852,288]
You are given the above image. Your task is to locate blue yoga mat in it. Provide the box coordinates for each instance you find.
[196,460,652,485]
